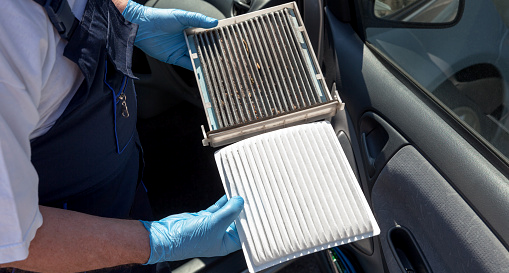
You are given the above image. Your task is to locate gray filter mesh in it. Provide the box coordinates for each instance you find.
[191,8,327,130]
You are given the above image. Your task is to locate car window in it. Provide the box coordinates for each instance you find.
[374,0,459,23]
[365,0,509,160]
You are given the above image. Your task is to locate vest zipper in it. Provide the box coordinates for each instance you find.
[116,77,130,118]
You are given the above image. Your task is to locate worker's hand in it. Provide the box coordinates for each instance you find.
[122,0,218,70]
[140,195,244,264]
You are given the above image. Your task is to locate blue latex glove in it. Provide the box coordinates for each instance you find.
[140,195,244,264]
[122,0,218,70]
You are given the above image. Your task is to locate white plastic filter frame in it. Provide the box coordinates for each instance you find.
[215,122,381,273]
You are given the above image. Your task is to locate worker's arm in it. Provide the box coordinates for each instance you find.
[1,206,150,273]
[111,0,128,13]
[0,196,243,272]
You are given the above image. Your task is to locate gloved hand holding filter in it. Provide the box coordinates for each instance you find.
[139,195,244,264]
[122,0,218,70]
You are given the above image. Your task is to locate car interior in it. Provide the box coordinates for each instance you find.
[133,0,509,272]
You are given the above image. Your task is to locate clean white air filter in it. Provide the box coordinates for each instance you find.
[215,121,380,273]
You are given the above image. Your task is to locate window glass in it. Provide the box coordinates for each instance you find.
[374,0,459,23]
[375,0,419,18]
[366,0,509,158]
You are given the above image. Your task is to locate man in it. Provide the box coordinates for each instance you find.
[0,0,244,272]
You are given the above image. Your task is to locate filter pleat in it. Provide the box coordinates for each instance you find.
[238,145,278,259]
[292,129,339,243]
[241,143,283,257]
[262,137,307,252]
[211,30,240,124]
[206,33,233,126]
[230,24,264,119]
[251,17,290,113]
[302,132,344,242]
[194,34,224,128]
[277,11,317,105]
[258,16,296,111]
[319,124,375,233]
[231,147,275,261]
[204,32,235,126]
[272,135,316,248]
[227,149,269,264]
[242,21,277,116]
[278,133,325,245]
[242,24,269,118]
[215,122,379,272]
[264,14,301,110]
[306,124,363,235]
[254,138,301,253]
[239,22,273,117]
[281,133,331,245]
[218,28,244,122]
[298,127,350,239]
[225,26,256,121]
[298,126,359,237]
[282,9,323,103]
[268,13,304,109]
[248,141,292,254]
[311,125,368,235]
[219,153,262,264]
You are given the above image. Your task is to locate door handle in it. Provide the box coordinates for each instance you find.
[360,112,408,179]
[389,226,431,273]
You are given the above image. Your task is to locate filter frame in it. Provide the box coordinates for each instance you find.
[185,2,343,147]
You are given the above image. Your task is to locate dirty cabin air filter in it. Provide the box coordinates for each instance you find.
[185,2,343,147]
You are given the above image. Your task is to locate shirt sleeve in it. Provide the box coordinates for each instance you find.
[0,0,52,263]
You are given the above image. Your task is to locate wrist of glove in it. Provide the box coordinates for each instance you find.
[122,0,218,70]
[140,195,244,264]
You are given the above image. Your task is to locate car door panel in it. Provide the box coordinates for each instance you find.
[374,145,509,272]
[323,3,509,272]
